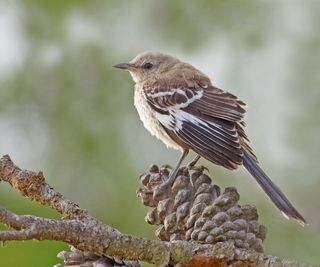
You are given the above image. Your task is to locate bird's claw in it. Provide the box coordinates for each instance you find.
[186,164,209,173]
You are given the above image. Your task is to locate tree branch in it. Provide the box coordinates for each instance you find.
[0,155,314,266]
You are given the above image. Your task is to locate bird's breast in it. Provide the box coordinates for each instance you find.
[134,85,182,151]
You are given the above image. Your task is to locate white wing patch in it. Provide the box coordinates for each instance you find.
[172,89,203,109]
[146,88,204,110]
[155,109,205,132]
[175,110,203,130]
[150,88,204,130]
[147,90,175,97]
[154,112,174,129]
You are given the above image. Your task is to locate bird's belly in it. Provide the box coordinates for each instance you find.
[134,88,181,151]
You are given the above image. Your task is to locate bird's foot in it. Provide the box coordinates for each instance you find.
[186,155,209,173]
[186,155,201,169]
[153,167,178,201]
[186,164,209,173]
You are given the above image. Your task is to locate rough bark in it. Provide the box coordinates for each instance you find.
[0,155,315,267]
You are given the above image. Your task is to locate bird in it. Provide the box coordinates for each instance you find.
[113,51,306,225]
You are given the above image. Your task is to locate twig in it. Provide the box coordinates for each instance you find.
[0,155,315,267]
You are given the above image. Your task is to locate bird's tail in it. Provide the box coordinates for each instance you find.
[242,150,306,226]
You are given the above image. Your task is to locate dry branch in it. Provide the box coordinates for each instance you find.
[0,155,314,267]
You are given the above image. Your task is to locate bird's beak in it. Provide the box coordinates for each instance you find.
[113,62,134,70]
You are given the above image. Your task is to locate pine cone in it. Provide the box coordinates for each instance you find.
[137,164,267,253]
[55,246,140,267]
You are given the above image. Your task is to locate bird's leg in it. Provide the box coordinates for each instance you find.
[153,150,189,200]
[187,155,209,176]
[164,149,189,186]
[187,155,201,168]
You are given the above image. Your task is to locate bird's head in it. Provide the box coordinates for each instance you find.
[113,52,181,83]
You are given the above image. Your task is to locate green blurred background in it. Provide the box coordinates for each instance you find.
[0,0,319,266]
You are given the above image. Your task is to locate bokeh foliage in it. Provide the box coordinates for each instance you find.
[0,1,319,266]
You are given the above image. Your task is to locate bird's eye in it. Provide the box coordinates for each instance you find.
[143,62,153,69]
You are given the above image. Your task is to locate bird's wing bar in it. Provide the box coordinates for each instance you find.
[145,85,246,123]
[145,87,203,110]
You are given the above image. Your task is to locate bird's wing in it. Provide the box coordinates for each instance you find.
[187,86,247,122]
[144,85,248,169]
[145,85,247,122]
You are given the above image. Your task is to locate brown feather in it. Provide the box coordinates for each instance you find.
[142,71,257,167]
